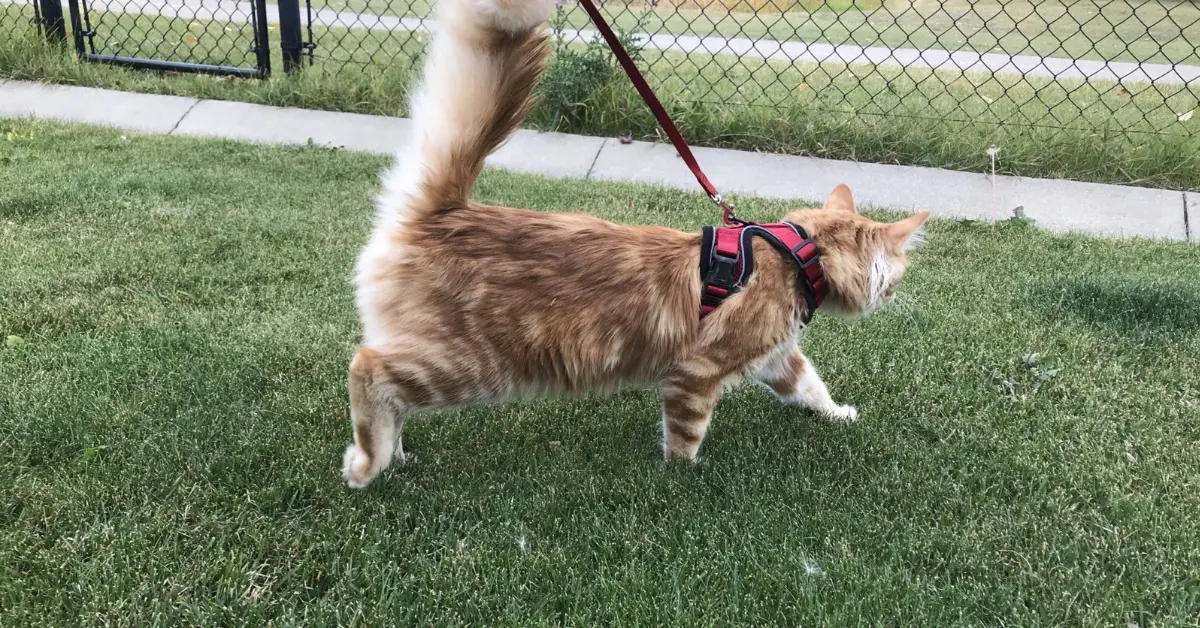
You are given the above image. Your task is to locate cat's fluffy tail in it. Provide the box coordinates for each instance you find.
[377,0,553,225]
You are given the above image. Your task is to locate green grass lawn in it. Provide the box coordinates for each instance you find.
[3,119,1200,624]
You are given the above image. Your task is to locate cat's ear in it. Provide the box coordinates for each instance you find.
[822,184,857,213]
[885,211,931,250]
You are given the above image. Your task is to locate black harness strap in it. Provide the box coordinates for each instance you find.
[699,222,826,323]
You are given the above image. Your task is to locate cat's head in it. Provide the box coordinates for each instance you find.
[782,184,929,318]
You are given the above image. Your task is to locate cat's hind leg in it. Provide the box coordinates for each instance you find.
[343,346,416,489]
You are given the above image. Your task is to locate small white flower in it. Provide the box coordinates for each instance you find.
[803,559,824,577]
[517,534,528,553]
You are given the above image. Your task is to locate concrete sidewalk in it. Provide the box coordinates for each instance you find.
[0,80,1192,241]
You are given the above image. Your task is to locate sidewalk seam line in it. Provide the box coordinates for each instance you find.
[1184,192,1192,242]
[167,98,203,136]
[585,139,606,180]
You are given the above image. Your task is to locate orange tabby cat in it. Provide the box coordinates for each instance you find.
[343,0,929,488]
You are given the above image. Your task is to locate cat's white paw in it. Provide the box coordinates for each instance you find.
[342,443,374,489]
[825,404,859,424]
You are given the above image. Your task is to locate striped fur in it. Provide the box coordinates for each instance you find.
[343,0,929,487]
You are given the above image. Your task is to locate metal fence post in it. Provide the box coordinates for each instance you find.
[278,0,304,74]
[38,0,66,43]
[251,0,272,77]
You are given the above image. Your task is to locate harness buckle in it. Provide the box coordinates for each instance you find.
[704,252,739,289]
[791,241,821,269]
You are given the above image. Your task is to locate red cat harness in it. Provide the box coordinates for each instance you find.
[576,0,828,322]
[699,222,827,323]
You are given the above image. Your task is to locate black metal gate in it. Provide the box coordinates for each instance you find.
[63,0,272,78]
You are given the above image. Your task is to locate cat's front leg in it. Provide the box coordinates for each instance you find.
[755,348,858,423]
[661,368,724,460]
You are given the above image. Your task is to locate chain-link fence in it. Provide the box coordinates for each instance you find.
[2,0,1198,137]
[314,0,1200,136]
[1,0,272,76]
[1,0,42,39]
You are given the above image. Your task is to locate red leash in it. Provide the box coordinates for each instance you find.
[574,0,743,226]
